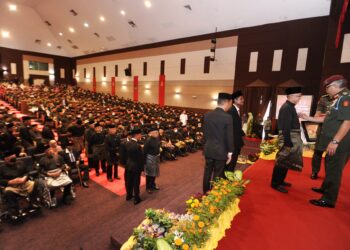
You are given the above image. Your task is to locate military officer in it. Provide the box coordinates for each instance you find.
[310,94,333,179]
[300,75,350,208]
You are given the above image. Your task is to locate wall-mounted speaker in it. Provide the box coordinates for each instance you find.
[124,68,131,76]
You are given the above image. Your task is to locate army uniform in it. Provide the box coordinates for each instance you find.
[315,88,350,206]
[311,94,333,177]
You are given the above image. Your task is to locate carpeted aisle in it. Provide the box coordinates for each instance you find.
[217,157,350,250]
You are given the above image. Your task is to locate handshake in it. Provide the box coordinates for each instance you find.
[297,112,309,120]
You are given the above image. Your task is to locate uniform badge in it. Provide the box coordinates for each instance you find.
[343,100,349,107]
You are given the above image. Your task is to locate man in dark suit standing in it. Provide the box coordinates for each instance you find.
[227,90,245,171]
[124,128,144,205]
[203,93,234,193]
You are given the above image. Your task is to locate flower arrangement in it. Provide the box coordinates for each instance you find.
[260,138,279,155]
[131,171,249,250]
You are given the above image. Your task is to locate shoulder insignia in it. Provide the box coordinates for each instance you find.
[343,100,349,107]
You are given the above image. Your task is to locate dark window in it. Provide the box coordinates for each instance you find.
[143,62,147,76]
[93,67,96,78]
[180,58,186,74]
[160,60,165,75]
[84,68,86,78]
[204,56,210,74]
[103,66,106,77]
[28,61,49,71]
[128,63,132,74]
[115,65,118,77]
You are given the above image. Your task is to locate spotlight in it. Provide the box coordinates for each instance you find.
[211,38,216,44]
[210,57,215,62]
[210,47,215,53]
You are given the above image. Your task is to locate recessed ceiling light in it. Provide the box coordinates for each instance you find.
[100,16,105,22]
[144,0,152,8]
[8,4,17,11]
[1,30,10,38]
[84,22,89,28]
[120,10,126,16]
[69,27,75,33]
[59,32,63,36]
[47,42,52,47]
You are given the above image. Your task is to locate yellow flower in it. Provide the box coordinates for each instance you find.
[191,203,196,208]
[198,221,205,228]
[175,238,183,246]
[193,246,198,250]
[182,244,189,250]
[193,215,200,221]
[194,199,199,204]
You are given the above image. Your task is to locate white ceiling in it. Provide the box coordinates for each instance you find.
[0,0,331,58]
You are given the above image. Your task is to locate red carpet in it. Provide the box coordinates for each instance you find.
[89,167,146,196]
[217,157,350,250]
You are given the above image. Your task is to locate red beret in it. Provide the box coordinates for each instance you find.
[323,75,345,87]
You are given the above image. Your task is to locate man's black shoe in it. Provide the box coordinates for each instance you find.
[134,198,142,205]
[152,186,160,190]
[310,199,335,208]
[281,182,292,187]
[82,181,89,188]
[271,185,288,193]
[311,173,318,180]
[108,178,113,182]
[126,195,133,201]
[96,172,100,177]
[115,176,121,180]
[63,195,73,205]
[311,187,324,194]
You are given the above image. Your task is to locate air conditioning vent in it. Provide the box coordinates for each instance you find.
[45,21,52,26]
[94,32,100,38]
[70,9,78,16]
[184,5,192,11]
[67,39,73,43]
[128,20,136,28]
[72,45,79,49]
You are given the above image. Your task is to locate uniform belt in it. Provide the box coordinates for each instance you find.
[278,129,301,133]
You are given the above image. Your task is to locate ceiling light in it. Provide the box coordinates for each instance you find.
[1,30,10,38]
[69,27,75,33]
[100,16,105,22]
[84,22,89,28]
[59,32,63,36]
[144,1,152,8]
[120,10,126,16]
[9,4,17,11]
[47,42,52,47]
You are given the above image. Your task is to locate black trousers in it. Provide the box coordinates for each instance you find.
[311,149,323,174]
[87,157,94,169]
[226,147,242,172]
[93,159,106,174]
[146,176,156,190]
[321,152,350,205]
[203,158,226,193]
[271,165,288,187]
[107,161,119,179]
[125,170,141,200]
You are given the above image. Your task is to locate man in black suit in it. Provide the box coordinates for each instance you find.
[227,90,245,171]
[203,93,234,193]
[124,128,144,205]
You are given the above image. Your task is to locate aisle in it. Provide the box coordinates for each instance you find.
[217,157,350,250]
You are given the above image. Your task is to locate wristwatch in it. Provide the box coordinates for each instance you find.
[331,139,339,144]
